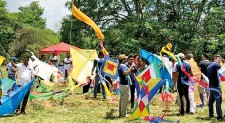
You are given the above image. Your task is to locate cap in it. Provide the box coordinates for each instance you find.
[177,53,185,58]
[118,54,128,60]
[11,57,18,61]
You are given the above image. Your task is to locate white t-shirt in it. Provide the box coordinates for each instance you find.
[50,55,58,66]
[64,58,72,70]
[16,63,34,85]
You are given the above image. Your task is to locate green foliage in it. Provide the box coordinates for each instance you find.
[0,1,60,59]
[60,0,225,60]
[9,28,59,57]
[0,0,21,52]
[17,1,46,29]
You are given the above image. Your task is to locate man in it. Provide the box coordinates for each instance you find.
[174,53,192,115]
[11,55,35,114]
[198,53,211,108]
[118,54,136,117]
[125,55,137,109]
[50,52,58,67]
[64,53,72,78]
[207,55,222,120]
[91,51,106,99]
[6,57,17,80]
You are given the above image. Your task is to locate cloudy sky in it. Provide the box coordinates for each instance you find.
[6,0,71,32]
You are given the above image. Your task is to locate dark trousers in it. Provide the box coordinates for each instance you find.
[208,87,222,119]
[178,84,190,114]
[130,85,135,108]
[16,86,30,112]
[83,81,91,93]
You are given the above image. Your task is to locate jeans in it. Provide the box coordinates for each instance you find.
[208,87,222,119]
[93,74,106,98]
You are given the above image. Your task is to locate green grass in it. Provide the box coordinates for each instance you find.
[1,66,225,123]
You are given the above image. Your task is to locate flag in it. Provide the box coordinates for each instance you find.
[72,3,104,40]
[101,56,119,80]
[70,48,98,84]
[0,55,5,66]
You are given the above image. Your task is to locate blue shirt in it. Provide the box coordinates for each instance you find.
[176,61,191,85]
[207,62,221,88]
[118,64,129,85]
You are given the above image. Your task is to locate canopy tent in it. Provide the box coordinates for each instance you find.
[39,42,80,55]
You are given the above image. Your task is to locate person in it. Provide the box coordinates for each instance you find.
[39,54,46,63]
[11,55,35,115]
[186,53,196,114]
[174,53,192,115]
[64,53,72,78]
[50,52,58,67]
[91,51,106,99]
[6,57,17,80]
[207,55,222,120]
[118,54,136,118]
[125,55,137,109]
[198,53,211,108]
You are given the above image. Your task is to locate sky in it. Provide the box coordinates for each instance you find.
[6,0,71,32]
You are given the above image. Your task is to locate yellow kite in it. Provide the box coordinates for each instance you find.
[72,2,104,40]
[70,48,98,84]
[0,55,5,66]
[189,58,201,80]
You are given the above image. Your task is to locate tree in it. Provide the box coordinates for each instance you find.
[17,1,46,29]
[9,28,59,57]
[0,0,21,52]
[60,0,225,59]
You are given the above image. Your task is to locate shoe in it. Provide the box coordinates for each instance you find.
[209,115,214,118]
[197,104,204,108]
[15,110,20,115]
[217,117,223,121]
[20,111,27,115]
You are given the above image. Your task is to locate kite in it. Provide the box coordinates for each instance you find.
[140,49,173,88]
[70,47,98,84]
[160,43,177,62]
[0,79,34,116]
[189,58,201,80]
[101,56,119,80]
[0,55,5,66]
[72,2,104,40]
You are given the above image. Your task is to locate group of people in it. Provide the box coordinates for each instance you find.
[2,49,225,121]
[3,52,72,114]
[90,50,225,120]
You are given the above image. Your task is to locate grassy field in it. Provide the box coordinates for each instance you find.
[0,66,225,123]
